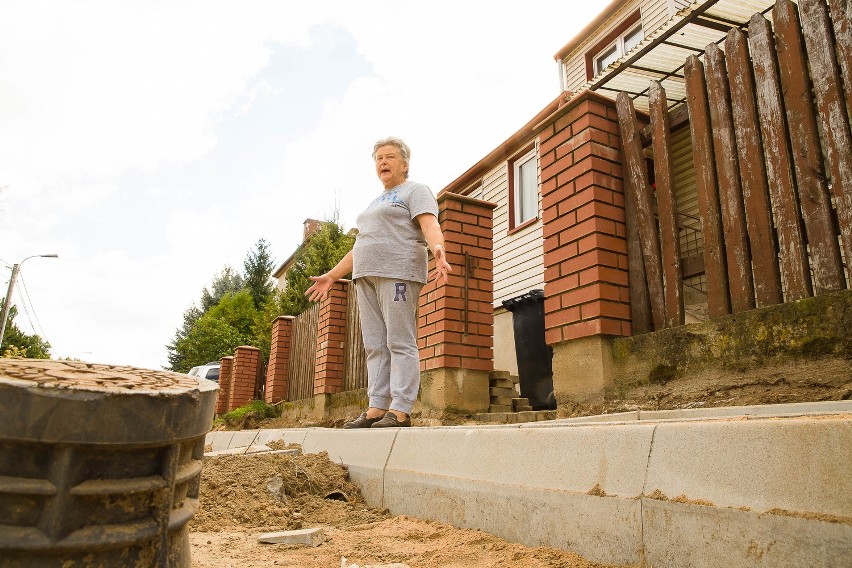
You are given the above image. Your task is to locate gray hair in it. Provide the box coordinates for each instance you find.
[372,137,411,174]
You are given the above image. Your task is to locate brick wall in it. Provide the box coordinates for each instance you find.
[314,280,348,395]
[229,346,260,409]
[216,355,234,414]
[418,193,495,372]
[540,91,631,345]
[265,315,294,404]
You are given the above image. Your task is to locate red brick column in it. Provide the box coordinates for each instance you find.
[265,315,294,404]
[229,346,260,409]
[540,91,631,345]
[418,193,495,372]
[314,280,348,395]
[216,355,234,414]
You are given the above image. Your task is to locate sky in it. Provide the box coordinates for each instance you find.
[0,0,610,370]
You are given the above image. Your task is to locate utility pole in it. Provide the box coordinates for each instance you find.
[0,254,59,348]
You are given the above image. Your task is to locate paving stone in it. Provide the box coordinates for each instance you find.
[490,378,515,389]
[490,395,514,406]
[257,527,324,546]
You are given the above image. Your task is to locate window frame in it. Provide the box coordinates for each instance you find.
[593,22,644,75]
[585,10,643,80]
[508,145,539,232]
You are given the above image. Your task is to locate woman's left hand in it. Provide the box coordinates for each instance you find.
[431,247,452,285]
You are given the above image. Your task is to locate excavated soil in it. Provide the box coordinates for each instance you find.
[190,451,635,568]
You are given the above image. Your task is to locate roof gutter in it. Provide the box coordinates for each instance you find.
[553,0,630,61]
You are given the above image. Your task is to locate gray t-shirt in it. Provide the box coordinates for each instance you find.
[353,180,439,284]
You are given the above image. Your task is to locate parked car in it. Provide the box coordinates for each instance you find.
[188,362,220,383]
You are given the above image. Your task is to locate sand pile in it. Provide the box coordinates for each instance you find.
[191,450,389,533]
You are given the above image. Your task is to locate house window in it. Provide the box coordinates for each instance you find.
[511,148,538,229]
[594,23,644,75]
[584,11,643,80]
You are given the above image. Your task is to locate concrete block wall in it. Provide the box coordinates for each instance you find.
[216,355,234,414]
[539,91,632,344]
[228,346,260,410]
[418,193,496,372]
[265,315,294,404]
[314,280,349,395]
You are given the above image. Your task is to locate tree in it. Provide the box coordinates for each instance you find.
[200,266,244,312]
[166,266,244,372]
[279,217,355,316]
[243,238,275,309]
[0,300,51,358]
[171,290,257,371]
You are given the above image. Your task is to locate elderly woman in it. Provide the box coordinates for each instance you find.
[305,137,451,428]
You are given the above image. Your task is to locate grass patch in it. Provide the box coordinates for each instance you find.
[219,400,280,430]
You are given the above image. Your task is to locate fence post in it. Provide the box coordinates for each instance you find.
[418,193,495,417]
[539,91,630,403]
[314,280,348,399]
[265,315,295,404]
[229,346,260,410]
[216,355,233,414]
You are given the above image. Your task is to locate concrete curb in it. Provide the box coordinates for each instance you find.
[205,401,852,567]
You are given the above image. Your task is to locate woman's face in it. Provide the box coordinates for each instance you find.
[374,144,408,189]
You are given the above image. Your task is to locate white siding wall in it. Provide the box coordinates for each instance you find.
[670,125,702,261]
[481,158,545,309]
[481,147,544,376]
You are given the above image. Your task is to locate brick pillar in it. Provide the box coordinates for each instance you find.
[229,346,260,409]
[216,355,234,414]
[539,91,630,402]
[314,280,348,395]
[265,315,294,404]
[417,193,495,416]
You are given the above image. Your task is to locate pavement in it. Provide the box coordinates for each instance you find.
[205,400,852,568]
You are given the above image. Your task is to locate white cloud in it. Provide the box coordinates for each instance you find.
[0,0,610,369]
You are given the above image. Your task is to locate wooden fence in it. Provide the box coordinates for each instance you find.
[285,281,367,401]
[617,0,851,333]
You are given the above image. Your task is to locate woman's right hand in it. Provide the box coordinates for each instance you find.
[305,274,334,302]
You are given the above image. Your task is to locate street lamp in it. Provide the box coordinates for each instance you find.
[0,254,59,348]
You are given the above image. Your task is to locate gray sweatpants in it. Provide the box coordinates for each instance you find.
[355,276,423,415]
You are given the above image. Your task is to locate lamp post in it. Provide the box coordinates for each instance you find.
[0,254,59,348]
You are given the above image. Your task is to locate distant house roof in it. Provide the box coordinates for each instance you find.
[272,219,324,280]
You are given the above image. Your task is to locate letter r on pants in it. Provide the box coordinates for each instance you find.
[394,282,407,302]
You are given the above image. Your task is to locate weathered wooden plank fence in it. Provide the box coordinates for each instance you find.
[617,0,850,333]
[286,301,319,401]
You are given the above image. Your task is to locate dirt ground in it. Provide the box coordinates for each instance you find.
[189,451,635,568]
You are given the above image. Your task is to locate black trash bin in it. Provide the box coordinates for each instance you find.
[502,289,556,410]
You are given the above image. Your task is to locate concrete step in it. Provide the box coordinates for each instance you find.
[490,378,515,389]
[489,386,516,398]
[512,398,533,412]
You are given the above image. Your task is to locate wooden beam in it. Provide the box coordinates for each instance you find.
[640,104,690,146]
[725,28,783,307]
[616,91,666,330]
[649,81,685,327]
[622,151,653,334]
[748,14,812,301]
[774,0,846,294]
[827,0,852,125]
[704,43,756,314]
[800,0,852,275]
[684,55,731,318]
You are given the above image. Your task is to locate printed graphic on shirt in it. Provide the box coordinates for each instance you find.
[394,282,407,302]
[376,189,408,209]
